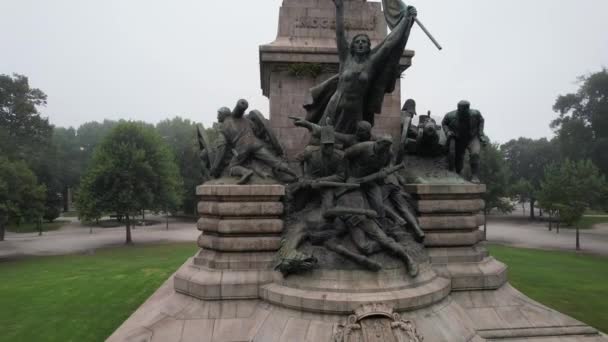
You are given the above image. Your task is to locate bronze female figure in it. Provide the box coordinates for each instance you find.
[304,0,417,134]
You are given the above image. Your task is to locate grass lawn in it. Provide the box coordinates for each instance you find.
[7,220,70,233]
[579,215,608,229]
[0,243,197,342]
[489,245,608,333]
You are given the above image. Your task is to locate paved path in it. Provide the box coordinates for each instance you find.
[486,215,608,256]
[2,214,608,260]
[0,216,200,260]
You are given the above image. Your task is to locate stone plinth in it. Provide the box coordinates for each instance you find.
[405,183,508,291]
[173,184,285,300]
[260,0,414,157]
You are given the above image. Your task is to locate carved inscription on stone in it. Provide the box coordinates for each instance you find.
[295,16,377,31]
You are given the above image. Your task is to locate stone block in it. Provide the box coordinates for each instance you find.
[424,230,484,247]
[415,199,485,214]
[196,184,285,197]
[198,218,284,235]
[194,250,276,270]
[198,201,284,217]
[419,214,484,230]
[198,235,282,252]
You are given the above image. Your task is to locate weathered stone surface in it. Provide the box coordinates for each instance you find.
[433,257,508,291]
[174,261,275,300]
[193,250,276,270]
[197,251,272,268]
[198,201,284,217]
[111,263,605,342]
[198,235,282,252]
[424,230,485,247]
[415,199,485,214]
[260,275,451,314]
[419,214,484,230]
[196,184,285,198]
[427,245,490,264]
[197,218,284,234]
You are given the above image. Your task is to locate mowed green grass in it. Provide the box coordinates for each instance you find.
[489,245,608,333]
[0,243,197,342]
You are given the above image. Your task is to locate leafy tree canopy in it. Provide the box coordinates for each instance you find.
[0,157,46,240]
[77,122,182,243]
[552,68,608,175]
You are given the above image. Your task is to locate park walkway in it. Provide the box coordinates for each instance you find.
[486,215,608,256]
[0,216,199,260]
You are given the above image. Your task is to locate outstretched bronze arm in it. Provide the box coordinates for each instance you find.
[332,0,349,63]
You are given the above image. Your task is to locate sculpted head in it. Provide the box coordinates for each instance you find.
[457,100,471,115]
[232,99,249,119]
[351,34,371,57]
[355,121,373,141]
[217,107,231,123]
[374,135,393,153]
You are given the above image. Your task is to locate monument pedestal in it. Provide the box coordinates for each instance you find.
[173,185,285,301]
[109,183,606,341]
[406,183,508,291]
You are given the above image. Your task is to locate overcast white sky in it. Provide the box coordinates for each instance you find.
[1,0,607,143]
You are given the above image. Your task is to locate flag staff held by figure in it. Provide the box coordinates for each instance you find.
[381,0,443,50]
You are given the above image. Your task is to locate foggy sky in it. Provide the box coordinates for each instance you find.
[1,0,607,143]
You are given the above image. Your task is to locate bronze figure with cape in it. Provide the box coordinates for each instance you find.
[303,0,416,134]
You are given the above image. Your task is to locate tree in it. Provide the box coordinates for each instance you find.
[0,157,46,241]
[501,137,560,219]
[0,74,51,160]
[480,143,513,214]
[77,122,182,244]
[552,69,608,176]
[156,117,204,215]
[510,179,534,216]
[538,159,607,250]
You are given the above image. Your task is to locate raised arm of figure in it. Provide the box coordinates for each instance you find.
[369,6,416,66]
[333,0,349,63]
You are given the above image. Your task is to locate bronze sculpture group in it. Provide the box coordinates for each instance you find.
[198,0,487,278]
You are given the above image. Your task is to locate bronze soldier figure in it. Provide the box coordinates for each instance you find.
[442,100,488,183]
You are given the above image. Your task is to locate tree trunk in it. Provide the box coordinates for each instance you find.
[576,225,580,250]
[166,212,169,231]
[38,217,43,236]
[548,212,552,231]
[529,198,536,220]
[0,220,5,242]
[63,186,69,212]
[539,208,543,217]
[125,214,133,245]
[522,203,526,216]
[142,210,145,226]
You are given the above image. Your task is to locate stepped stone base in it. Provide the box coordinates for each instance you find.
[109,182,605,341]
[109,268,605,342]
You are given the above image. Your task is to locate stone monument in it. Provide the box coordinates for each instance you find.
[109,0,607,341]
[259,0,413,157]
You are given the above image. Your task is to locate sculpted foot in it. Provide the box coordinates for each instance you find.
[237,170,254,185]
[406,258,419,277]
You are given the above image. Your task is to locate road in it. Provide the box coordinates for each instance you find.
[1,214,607,260]
[486,215,608,256]
[0,216,199,260]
